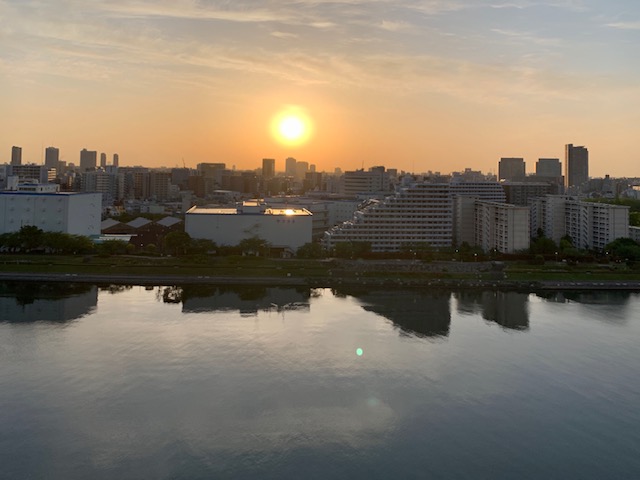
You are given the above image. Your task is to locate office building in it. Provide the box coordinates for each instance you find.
[501,182,552,206]
[342,166,392,197]
[536,158,561,177]
[285,157,297,177]
[565,144,589,188]
[44,147,60,170]
[498,157,525,181]
[80,149,97,171]
[11,146,22,166]
[113,153,119,167]
[262,158,275,179]
[8,164,54,184]
[100,153,107,168]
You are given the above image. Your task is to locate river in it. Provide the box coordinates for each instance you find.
[1,283,639,479]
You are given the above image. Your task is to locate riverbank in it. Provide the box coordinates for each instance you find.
[2,271,640,292]
[2,255,640,291]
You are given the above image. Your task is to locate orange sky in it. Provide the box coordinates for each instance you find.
[2,1,639,177]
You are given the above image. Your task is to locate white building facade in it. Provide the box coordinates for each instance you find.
[0,192,102,236]
[324,180,508,253]
[185,201,312,250]
[531,195,629,251]
[475,201,530,253]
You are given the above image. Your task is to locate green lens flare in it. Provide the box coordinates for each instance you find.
[356,348,363,356]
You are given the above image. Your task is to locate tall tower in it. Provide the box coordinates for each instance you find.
[565,144,588,188]
[45,147,60,169]
[80,148,97,171]
[113,153,119,167]
[285,157,297,177]
[11,146,22,166]
[498,157,525,181]
[100,152,107,168]
[262,158,275,179]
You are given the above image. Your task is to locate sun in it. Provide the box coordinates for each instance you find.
[279,116,305,141]
[271,107,313,146]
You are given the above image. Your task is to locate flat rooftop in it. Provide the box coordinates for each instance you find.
[187,206,312,216]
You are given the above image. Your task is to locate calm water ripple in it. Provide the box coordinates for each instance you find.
[1,283,640,479]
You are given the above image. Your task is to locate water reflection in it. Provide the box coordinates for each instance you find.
[160,285,311,316]
[0,282,97,323]
[535,290,637,324]
[336,288,451,338]
[455,291,529,330]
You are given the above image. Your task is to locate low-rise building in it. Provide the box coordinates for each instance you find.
[0,191,101,236]
[185,200,312,250]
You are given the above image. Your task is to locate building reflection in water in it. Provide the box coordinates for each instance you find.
[455,291,529,331]
[535,290,635,324]
[161,285,311,316]
[0,282,98,323]
[335,288,451,338]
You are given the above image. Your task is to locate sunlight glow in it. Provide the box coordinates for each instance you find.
[271,106,313,146]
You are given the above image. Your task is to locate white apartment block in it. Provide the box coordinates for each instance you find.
[185,200,312,251]
[324,182,454,252]
[324,180,507,253]
[474,201,530,253]
[0,192,102,236]
[531,195,629,251]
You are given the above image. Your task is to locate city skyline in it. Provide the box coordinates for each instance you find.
[2,1,639,176]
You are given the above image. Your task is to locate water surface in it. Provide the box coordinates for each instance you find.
[1,283,639,479]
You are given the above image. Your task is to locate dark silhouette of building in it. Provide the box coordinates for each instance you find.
[565,144,589,188]
[44,147,59,170]
[11,146,22,166]
[498,157,525,181]
[80,148,97,171]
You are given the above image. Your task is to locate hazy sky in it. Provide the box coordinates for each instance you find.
[1,0,639,176]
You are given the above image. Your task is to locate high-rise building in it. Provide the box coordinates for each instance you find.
[262,158,275,179]
[113,153,119,167]
[295,161,309,181]
[80,149,97,171]
[11,146,22,166]
[285,157,297,177]
[536,158,561,177]
[44,147,59,170]
[565,144,589,188]
[498,157,525,181]
[100,152,107,168]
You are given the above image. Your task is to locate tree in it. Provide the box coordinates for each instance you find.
[17,225,44,252]
[333,241,371,259]
[163,231,192,256]
[530,236,557,255]
[605,237,640,262]
[238,235,271,256]
[97,239,128,256]
[297,242,324,259]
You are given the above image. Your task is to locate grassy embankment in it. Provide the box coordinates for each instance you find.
[2,254,640,283]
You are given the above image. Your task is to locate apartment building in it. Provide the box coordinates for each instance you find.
[531,195,629,251]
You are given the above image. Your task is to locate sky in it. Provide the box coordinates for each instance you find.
[1,0,639,176]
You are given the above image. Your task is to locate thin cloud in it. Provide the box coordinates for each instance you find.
[606,21,640,30]
[271,31,299,39]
